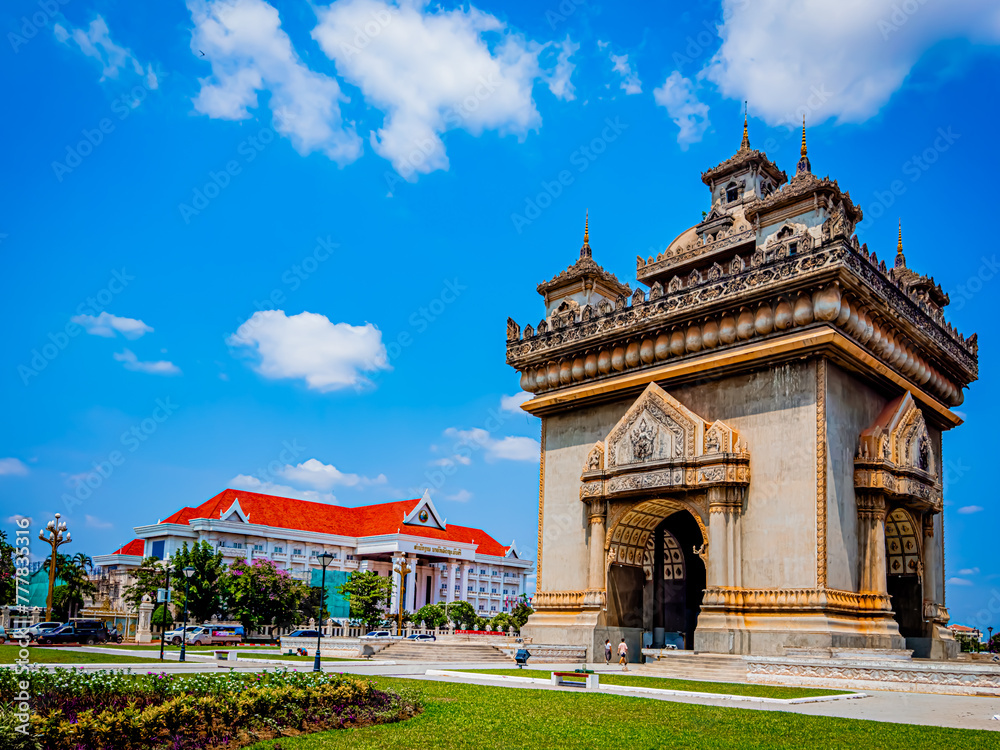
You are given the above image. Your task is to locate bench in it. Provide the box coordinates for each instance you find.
[214,650,237,661]
[551,672,600,689]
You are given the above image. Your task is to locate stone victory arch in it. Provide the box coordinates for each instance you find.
[506,122,978,660]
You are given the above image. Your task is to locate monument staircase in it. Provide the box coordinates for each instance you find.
[639,652,748,683]
[376,641,513,663]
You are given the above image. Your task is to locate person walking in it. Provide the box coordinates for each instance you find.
[618,638,629,671]
[604,639,612,666]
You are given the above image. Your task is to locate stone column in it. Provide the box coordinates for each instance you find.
[448,560,459,604]
[460,564,470,604]
[587,498,607,592]
[405,554,417,611]
[136,596,154,644]
[706,487,741,589]
[922,512,942,604]
[432,564,441,605]
[857,493,888,595]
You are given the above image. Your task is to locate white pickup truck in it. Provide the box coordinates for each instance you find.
[185,626,242,646]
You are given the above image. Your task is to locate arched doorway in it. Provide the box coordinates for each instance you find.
[885,507,923,638]
[605,501,707,650]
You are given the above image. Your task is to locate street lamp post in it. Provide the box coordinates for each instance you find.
[38,514,71,622]
[393,558,412,636]
[313,552,335,673]
[178,567,195,662]
[158,561,172,662]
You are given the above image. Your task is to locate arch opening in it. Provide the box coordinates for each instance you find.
[885,507,923,639]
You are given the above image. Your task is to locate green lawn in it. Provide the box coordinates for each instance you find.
[455,668,848,700]
[244,677,997,750]
[236,654,363,662]
[0,645,164,665]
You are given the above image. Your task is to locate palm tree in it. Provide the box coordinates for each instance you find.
[72,552,93,575]
[44,553,96,619]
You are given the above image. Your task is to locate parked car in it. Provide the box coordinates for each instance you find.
[359,630,397,640]
[287,630,325,638]
[406,633,436,642]
[185,626,242,647]
[163,625,201,646]
[13,622,62,641]
[36,621,109,646]
[0,626,6,644]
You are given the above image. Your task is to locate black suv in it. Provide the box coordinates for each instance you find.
[36,620,109,646]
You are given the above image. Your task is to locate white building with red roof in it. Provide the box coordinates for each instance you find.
[94,488,533,617]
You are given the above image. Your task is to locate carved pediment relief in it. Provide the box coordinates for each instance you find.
[606,383,701,468]
[855,391,941,511]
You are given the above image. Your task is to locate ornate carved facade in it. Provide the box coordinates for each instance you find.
[509,121,976,660]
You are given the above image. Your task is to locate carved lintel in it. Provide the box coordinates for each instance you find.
[588,498,607,525]
[856,492,887,520]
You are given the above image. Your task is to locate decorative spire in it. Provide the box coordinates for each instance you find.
[739,101,750,152]
[895,219,906,269]
[581,210,591,258]
[796,115,811,176]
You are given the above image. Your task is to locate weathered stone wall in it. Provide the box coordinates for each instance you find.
[825,362,887,592]
[669,360,817,589]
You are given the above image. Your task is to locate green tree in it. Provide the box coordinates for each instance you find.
[168,541,226,624]
[489,612,514,633]
[151,605,173,629]
[123,556,172,611]
[0,530,16,606]
[510,595,534,630]
[222,558,309,635]
[414,603,447,629]
[43,553,95,619]
[338,571,393,632]
[443,600,476,629]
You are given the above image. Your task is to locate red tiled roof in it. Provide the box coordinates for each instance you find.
[153,489,511,557]
[111,539,145,556]
[949,624,979,633]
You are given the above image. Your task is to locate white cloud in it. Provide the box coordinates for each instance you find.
[113,349,181,375]
[705,0,1000,126]
[957,568,980,576]
[312,0,577,179]
[500,392,532,414]
[947,577,973,586]
[0,458,29,476]
[188,0,362,164]
[230,473,337,504]
[653,71,710,149]
[71,312,153,339]
[227,310,389,392]
[958,505,984,514]
[54,15,158,88]
[85,515,113,529]
[6,515,32,525]
[439,427,540,464]
[609,53,641,95]
[278,458,386,490]
[445,489,473,502]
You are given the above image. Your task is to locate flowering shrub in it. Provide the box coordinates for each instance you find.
[0,668,419,749]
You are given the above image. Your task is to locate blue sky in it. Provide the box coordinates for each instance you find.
[1,0,998,629]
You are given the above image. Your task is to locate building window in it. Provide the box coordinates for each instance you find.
[726,182,739,203]
[273,547,283,554]
[253,544,264,551]
[232,542,244,549]
[150,540,166,559]
[479,587,486,593]
[293,548,303,555]
[480,569,486,575]
[491,606,497,612]
[468,586,474,592]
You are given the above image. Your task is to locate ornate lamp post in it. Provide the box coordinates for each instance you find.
[178,566,195,662]
[393,557,412,635]
[313,552,335,673]
[157,560,172,662]
[39,514,71,621]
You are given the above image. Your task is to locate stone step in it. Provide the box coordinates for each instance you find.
[639,653,748,683]
[377,642,512,663]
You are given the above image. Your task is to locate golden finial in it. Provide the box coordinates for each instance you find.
[800,115,807,157]
[895,219,906,269]
[581,210,591,258]
[740,101,750,151]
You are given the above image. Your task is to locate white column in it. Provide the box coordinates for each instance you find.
[432,565,441,605]
[405,554,417,611]
[448,560,458,604]
[460,564,470,604]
